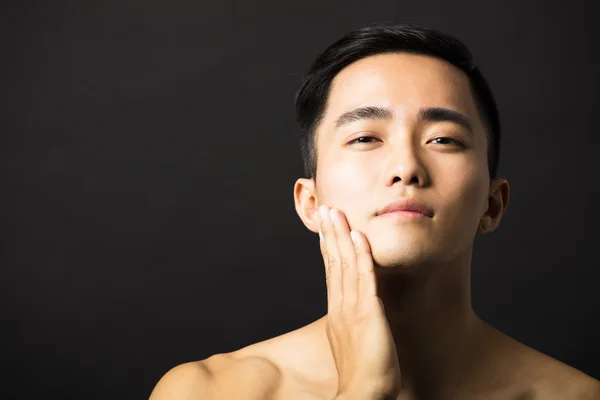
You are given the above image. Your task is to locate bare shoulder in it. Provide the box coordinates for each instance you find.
[565,375,600,400]
[533,357,600,400]
[149,317,334,400]
[513,343,600,399]
[149,360,213,400]
[149,353,283,400]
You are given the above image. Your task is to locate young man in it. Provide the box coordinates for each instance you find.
[150,24,599,400]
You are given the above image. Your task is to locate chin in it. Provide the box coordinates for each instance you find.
[368,230,437,269]
[370,238,435,269]
[372,251,433,270]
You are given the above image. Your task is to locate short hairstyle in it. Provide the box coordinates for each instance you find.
[294,23,501,181]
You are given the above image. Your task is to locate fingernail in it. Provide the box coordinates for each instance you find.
[318,230,323,241]
[329,209,337,224]
[350,230,358,244]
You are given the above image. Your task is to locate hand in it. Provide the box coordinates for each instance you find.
[316,205,401,399]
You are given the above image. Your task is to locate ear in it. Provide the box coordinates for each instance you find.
[478,178,510,235]
[293,178,321,234]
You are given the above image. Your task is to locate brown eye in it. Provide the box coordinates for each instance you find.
[349,136,378,144]
[431,137,463,146]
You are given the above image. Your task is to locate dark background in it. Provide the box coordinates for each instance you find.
[2,1,599,399]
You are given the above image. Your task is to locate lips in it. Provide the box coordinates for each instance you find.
[377,199,433,217]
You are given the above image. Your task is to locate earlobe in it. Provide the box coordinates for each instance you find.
[479,178,510,235]
[293,178,320,233]
[478,218,490,235]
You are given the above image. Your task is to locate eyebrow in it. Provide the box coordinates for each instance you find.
[419,107,474,135]
[334,106,393,128]
[334,105,474,134]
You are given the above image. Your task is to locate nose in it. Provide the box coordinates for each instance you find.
[383,137,428,187]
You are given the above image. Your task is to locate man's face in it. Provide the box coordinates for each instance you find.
[312,53,492,269]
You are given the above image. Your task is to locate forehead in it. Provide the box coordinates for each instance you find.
[323,53,480,127]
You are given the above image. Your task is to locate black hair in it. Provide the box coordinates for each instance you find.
[294,22,501,181]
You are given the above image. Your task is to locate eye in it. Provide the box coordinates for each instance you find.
[349,136,379,144]
[430,137,463,146]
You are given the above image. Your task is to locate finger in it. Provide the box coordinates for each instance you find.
[319,205,342,313]
[330,208,358,310]
[349,230,377,300]
[318,227,327,280]
[313,210,329,282]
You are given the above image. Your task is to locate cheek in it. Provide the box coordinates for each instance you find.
[318,160,374,220]
[322,160,371,197]
[442,163,488,226]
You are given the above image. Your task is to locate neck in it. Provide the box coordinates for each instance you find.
[373,249,489,397]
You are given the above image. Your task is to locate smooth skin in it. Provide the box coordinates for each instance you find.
[149,53,600,400]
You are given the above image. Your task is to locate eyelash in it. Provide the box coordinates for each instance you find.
[430,137,463,146]
[349,136,378,144]
[349,136,464,146]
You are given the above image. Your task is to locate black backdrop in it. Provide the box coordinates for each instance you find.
[2,1,599,399]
